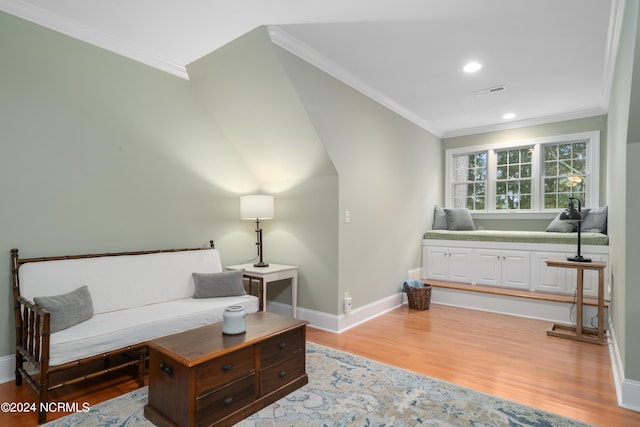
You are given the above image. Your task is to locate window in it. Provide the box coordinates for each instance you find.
[495,146,532,210]
[452,152,486,210]
[543,141,587,209]
[445,131,599,215]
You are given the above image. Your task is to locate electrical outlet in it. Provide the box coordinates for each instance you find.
[344,291,352,314]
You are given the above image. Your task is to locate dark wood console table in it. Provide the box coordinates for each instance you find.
[545,259,606,345]
[144,312,308,426]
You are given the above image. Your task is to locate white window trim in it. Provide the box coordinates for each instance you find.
[444,131,600,218]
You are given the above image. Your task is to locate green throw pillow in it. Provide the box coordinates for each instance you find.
[546,212,577,233]
[433,205,448,230]
[443,208,476,231]
[34,285,94,333]
[193,270,246,298]
[581,206,607,233]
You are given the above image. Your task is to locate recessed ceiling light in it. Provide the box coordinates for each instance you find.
[503,112,516,120]
[463,62,482,73]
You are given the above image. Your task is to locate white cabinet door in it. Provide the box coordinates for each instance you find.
[425,246,450,281]
[501,250,530,290]
[425,246,472,283]
[473,249,501,286]
[449,248,473,283]
[473,249,530,289]
[530,252,571,293]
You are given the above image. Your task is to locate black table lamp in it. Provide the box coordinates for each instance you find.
[560,197,591,262]
[240,195,274,267]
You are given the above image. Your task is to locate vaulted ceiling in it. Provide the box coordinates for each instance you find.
[0,0,622,138]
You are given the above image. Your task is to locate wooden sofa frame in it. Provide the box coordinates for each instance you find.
[11,241,230,423]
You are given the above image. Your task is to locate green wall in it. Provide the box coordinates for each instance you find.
[0,13,258,357]
[617,0,640,384]
[607,0,636,384]
[275,46,442,312]
[185,28,340,315]
[626,1,640,383]
[0,15,341,358]
[0,12,443,361]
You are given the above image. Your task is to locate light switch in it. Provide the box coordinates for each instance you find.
[344,210,350,224]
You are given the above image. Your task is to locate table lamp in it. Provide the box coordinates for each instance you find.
[560,197,591,262]
[240,195,274,267]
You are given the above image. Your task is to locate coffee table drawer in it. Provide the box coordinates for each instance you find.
[196,374,256,427]
[259,328,303,367]
[260,351,304,396]
[196,346,254,394]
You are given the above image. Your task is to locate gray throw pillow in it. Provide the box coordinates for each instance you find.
[33,285,94,333]
[193,270,246,298]
[433,205,448,230]
[546,212,577,233]
[443,208,476,231]
[581,206,608,233]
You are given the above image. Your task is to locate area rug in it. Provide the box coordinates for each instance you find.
[45,342,591,427]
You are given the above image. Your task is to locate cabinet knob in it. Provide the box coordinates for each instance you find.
[278,342,286,350]
[279,370,287,378]
[223,396,233,407]
[222,363,234,372]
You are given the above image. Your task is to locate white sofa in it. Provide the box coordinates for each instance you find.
[11,243,259,423]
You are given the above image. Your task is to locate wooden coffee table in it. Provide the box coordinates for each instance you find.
[143,312,309,427]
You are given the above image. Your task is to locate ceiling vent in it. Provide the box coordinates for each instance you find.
[473,85,507,96]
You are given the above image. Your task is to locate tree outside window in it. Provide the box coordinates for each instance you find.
[453,152,486,210]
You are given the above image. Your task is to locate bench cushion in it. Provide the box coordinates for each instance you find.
[423,229,609,245]
[48,294,259,366]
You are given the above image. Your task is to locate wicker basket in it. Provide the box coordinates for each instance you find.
[406,284,432,310]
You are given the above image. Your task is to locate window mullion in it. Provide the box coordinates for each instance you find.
[532,143,541,211]
[487,149,496,213]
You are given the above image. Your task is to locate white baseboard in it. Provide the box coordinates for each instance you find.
[608,325,640,412]
[267,294,403,333]
[0,354,14,385]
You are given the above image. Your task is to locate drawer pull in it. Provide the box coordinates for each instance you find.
[279,370,287,378]
[223,396,233,407]
[222,363,234,372]
[278,342,286,350]
[160,362,173,377]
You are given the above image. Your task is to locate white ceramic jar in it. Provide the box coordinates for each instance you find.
[222,305,246,335]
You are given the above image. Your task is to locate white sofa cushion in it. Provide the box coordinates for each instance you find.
[49,294,259,366]
[19,249,222,314]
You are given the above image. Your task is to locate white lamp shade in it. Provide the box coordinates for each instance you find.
[240,195,274,220]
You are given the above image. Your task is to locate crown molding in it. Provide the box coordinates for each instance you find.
[600,0,626,112]
[267,26,444,138]
[0,0,189,80]
[441,107,607,139]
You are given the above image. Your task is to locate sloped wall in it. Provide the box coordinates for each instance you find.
[272,42,442,314]
[186,27,340,315]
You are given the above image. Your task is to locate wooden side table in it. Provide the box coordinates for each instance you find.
[226,264,298,318]
[545,259,607,345]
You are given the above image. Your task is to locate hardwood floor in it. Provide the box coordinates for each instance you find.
[1,304,639,426]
